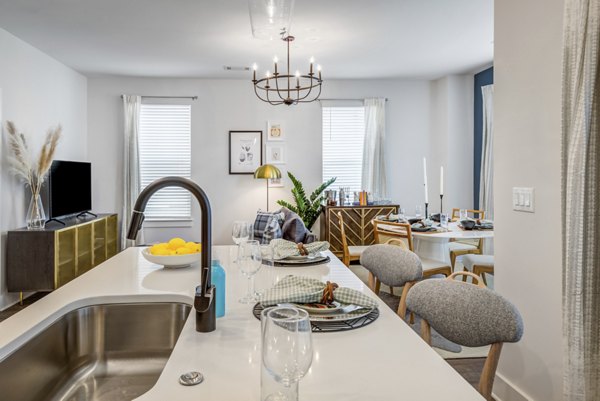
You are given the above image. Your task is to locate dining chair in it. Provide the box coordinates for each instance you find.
[461,254,494,286]
[372,219,452,279]
[406,272,523,401]
[360,244,423,319]
[449,208,486,269]
[337,211,369,267]
[450,208,486,222]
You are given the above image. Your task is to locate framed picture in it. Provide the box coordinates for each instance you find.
[229,131,262,174]
[267,121,285,141]
[266,143,285,164]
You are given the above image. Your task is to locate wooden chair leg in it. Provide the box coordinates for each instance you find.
[397,281,415,319]
[375,279,381,295]
[450,252,457,269]
[409,311,415,324]
[479,343,503,400]
[368,272,378,294]
[462,267,469,282]
[390,286,395,296]
[421,318,432,346]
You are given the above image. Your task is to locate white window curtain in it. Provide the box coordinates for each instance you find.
[479,85,494,219]
[361,98,387,199]
[122,95,143,248]
[562,1,600,399]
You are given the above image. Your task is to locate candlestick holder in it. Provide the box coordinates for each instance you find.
[440,194,444,215]
[425,202,429,220]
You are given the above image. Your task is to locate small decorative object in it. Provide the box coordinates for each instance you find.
[6,121,61,229]
[229,131,262,174]
[266,143,285,164]
[276,172,336,230]
[267,121,285,141]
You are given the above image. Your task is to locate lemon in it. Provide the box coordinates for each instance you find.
[151,247,171,256]
[185,242,201,253]
[149,243,168,255]
[168,237,186,250]
[176,247,194,255]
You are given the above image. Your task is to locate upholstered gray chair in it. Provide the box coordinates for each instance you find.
[360,244,423,319]
[406,272,523,400]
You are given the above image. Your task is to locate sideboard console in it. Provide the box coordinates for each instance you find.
[7,213,119,293]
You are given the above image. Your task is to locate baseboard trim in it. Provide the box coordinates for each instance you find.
[492,372,532,401]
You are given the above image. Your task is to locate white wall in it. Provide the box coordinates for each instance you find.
[494,0,563,400]
[87,76,474,245]
[0,27,88,309]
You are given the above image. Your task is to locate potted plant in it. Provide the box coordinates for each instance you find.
[276,172,336,231]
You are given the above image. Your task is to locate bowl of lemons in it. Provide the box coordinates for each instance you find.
[142,237,202,269]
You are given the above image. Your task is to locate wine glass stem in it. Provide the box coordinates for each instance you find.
[247,275,254,299]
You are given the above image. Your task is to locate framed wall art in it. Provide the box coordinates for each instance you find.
[229,131,262,174]
[266,143,285,165]
[267,121,285,141]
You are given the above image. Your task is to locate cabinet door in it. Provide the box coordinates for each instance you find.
[56,229,76,288]
[105,215,118,258]
[76,223,93,275]
[93,219,107,265]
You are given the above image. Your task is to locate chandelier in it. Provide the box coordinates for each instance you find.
[252,34,323,106]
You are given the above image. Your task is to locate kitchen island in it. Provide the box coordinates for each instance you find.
[0,246,484,400]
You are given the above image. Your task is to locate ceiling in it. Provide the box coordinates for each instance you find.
[0,0,493,79]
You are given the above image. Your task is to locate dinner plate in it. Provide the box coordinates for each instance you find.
[292,301,343,314]
[308,306,374,322]
[285,252,322,261]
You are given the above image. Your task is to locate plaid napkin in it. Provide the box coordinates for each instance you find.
[264,239,330,260]
[259,275,378,309]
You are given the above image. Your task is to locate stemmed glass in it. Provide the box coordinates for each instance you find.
[262,307,313,401]
[459,209,468,221]
[415,205,422,219]
[232,221,251,245]
[238,240,262,303]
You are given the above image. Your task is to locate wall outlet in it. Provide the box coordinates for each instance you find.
[513,187,535,213]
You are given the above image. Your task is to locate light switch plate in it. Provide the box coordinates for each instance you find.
[513,187,535,213]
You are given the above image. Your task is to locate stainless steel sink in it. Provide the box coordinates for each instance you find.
[0,302,191,401]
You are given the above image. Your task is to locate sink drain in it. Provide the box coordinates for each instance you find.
[179,371,204,386]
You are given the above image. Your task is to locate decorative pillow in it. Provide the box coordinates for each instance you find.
[280,207,311,243]
[254,211,284,244]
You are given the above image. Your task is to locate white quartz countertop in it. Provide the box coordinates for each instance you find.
[0,246,484,400]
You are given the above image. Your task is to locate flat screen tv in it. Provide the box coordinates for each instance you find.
[48,160,92,218]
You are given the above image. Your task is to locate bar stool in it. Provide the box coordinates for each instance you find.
[406,272,523,400]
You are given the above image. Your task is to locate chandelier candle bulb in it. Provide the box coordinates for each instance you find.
[317,64,322,80]
[252,63,257,81]
[273,56,278,75]
[310,56,315,74]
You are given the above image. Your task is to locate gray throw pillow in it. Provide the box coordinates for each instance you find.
[280,207,311,243]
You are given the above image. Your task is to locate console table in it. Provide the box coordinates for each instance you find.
[6,214,119,294]
[320,205,398,257]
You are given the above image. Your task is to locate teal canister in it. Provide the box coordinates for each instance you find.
[211,260,226,318]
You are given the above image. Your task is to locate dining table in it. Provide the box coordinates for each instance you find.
[411,222,494,264]
[0,245,485,400]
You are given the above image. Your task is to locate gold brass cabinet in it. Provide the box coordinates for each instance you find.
[320,205,398,258]
[6,214,119,292]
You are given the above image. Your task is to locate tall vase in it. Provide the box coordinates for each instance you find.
[26,192,46,230]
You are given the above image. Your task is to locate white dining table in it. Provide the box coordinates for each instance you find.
[412,222,494,264]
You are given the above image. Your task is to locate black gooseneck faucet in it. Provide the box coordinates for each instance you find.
[126,176,216,332]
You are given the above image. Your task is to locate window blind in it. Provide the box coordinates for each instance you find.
[139,104,192,220]
[322,106,365,192]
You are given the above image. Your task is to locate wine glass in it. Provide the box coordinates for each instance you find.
[415,205,422,219]
[238,240,262,303]
[459,209,468,221]
[262,307,313,401]
[232,221,250,245]
[398,207,406,221]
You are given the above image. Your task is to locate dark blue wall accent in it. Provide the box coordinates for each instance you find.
[473,67,493,209]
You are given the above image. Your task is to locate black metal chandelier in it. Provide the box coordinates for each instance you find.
[252,35,322,106]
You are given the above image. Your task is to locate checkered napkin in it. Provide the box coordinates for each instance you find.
[264,239,330,260]
[259,275,378,309]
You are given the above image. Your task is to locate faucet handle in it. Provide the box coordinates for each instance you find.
[194,284,214,313]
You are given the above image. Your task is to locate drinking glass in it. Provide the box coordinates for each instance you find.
[398,207,406,221]
[459,209,468,221]
[262,307,313,401]
[415,205,422,219]
[238,240,262,303]
[232,221,251,245]
[440,213,448,229]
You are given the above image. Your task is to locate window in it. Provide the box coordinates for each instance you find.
[322,106,365,192]
[139,104,192,220]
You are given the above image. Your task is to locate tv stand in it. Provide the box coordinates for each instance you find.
[45,218,66,227]
[76,211,98,219]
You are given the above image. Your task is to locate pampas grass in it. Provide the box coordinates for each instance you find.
[5,121,62,196]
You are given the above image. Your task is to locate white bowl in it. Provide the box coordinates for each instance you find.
[141,247,202,269]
